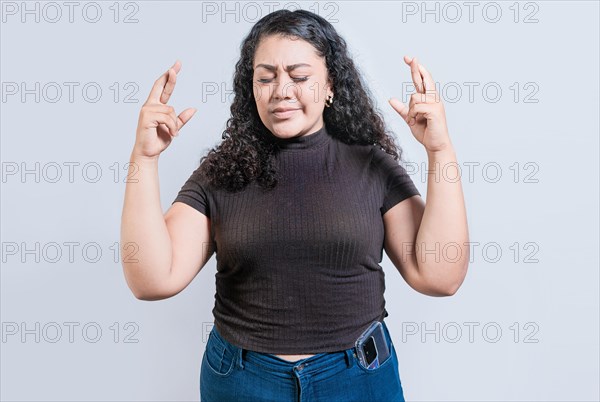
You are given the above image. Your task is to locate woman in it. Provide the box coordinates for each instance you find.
[120,9,469,402]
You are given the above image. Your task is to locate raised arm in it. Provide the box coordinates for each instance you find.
[384,56,469,296]
[120,60,211,300]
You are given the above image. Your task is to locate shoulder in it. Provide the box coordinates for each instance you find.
[369,146,412,179]
[334,139,376,163]
[333,141,404,175]
[329,136,406,173]
[180,164,217,197]
[370,146,399,166]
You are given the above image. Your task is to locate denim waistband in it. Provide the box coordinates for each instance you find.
[209,319,394,377]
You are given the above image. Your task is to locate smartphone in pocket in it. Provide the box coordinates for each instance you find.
[355,320,391,370]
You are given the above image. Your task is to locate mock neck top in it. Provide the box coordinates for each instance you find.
[172,125,421,354]
[267,124,332,152]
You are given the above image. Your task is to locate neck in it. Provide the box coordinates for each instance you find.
[267,124,331,151]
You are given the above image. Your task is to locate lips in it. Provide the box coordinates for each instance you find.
[272,108,301,119]
[272,107,300,113]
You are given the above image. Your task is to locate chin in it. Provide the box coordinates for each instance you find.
[268,119,305,137]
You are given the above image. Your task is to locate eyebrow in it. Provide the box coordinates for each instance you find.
[254,63,312,72]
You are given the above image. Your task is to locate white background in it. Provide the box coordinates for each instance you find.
[1,1,599,401]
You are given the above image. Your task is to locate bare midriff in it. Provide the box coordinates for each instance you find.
[274,354,317,362]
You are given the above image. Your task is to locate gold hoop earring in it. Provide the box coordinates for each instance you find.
[325,94,334,108]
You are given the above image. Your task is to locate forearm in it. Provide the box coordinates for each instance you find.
[120,152,173,299]
[415,143,469,294]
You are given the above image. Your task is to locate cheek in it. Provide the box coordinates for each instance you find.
[307,83,327,108]
[298,93,322,114]
[252,85,262,104]
[252,82,272,103]
[253,90,269,111]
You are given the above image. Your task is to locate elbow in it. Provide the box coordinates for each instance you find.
[129,284,154,301]
[418,279,462,297]
[439,282,460,297]
[425,284,458,297]
[439,263,469,297]
[132,288,171,301]
[429,281,461,297]
[135,294,160,301]
[422,262,469,297]
[124,275,172,301]
[132,288,154,301]
[122,264,174,301]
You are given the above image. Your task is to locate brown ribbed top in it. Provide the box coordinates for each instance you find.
[172,123,421,353]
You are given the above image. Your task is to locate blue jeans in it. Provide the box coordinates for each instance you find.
[200,319,405,401]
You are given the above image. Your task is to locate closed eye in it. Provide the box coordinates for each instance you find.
[258,77,309,83]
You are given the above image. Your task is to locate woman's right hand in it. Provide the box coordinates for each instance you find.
[132,60,197,159]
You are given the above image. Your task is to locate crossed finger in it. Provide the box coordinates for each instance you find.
[146,60,181,105]
[404,56,437,97]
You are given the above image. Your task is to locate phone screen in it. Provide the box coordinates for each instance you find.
[355,320,391,370]
[363,336,379,367]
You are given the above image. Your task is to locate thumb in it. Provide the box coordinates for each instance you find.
[388,98,408,121]
[177,107,198,130]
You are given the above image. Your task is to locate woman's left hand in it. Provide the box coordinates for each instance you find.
[388,56,452,153]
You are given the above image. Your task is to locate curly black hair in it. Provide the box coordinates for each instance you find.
[198,9,408,193]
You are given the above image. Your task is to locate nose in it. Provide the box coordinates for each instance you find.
[272,75,300,102]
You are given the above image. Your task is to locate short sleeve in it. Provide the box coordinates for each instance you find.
[172,166,211,218]
[372,147,421,215]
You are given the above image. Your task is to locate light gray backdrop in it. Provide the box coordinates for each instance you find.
[1,1,598,401]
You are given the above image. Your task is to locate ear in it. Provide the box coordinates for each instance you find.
[325,76,334,95]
